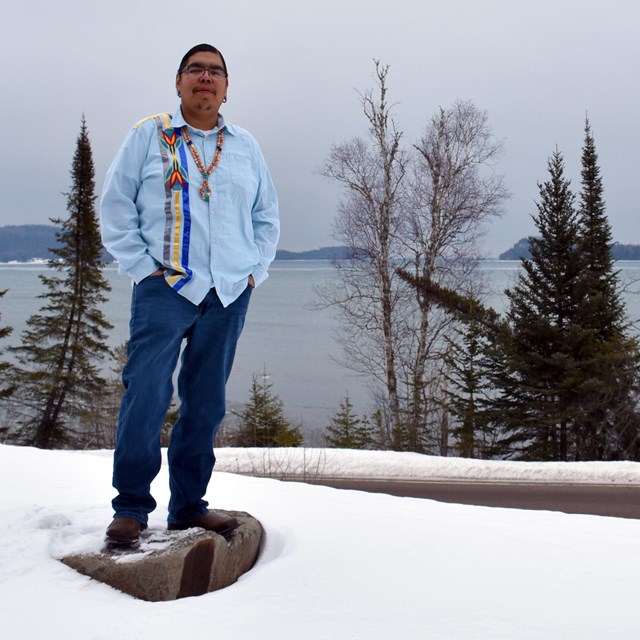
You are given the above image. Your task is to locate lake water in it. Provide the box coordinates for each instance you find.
[2,260,640,435]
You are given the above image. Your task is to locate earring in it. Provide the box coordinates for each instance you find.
[223,96,227,103]
[177,91,182,98]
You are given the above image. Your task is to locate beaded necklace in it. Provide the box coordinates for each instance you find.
[182,127,224,201]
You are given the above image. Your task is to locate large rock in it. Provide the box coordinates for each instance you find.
[61,510,262,601]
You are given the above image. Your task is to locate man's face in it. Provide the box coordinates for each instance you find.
[176,51,228,119]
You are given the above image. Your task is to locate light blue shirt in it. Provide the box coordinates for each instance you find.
[100,108,279,307]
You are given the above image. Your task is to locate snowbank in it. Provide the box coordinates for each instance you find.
[213,447,640,484]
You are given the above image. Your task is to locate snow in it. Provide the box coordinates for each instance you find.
[213,447,640,484]
[1,444,639,640]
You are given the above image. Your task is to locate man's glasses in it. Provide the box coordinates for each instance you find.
[180,64,227,79]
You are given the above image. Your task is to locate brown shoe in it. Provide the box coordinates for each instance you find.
[106,517,147,544]
[167,510,239,538]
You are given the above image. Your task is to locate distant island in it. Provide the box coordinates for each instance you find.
[275,246,351,261]
[499,237,640,261]
[1,225,639,263]
[0,225,65,262]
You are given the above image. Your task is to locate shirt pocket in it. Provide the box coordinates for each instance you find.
[226,152,259,197]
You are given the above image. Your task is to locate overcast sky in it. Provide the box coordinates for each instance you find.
[2,0,638,255]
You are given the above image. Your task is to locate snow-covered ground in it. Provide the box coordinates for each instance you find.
[1,443,639,640]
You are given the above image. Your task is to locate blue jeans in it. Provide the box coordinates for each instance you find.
[112,276,252,525]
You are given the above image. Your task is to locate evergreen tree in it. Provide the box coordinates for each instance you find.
[0,290,13,441]
[236,371,303,447]
[496,144,640,461]
[443,316,507,458]
[12,117,112,448]
[0,289,13,399]
[572,120,640,459]
[576,118,626,337]
[499,149,586,460]
[325,393,374,449]
[396,268,518,457]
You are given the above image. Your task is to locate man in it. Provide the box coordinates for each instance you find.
[100,43,279,544]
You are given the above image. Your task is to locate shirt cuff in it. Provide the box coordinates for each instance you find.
[125,256,161,284]
[251,263,269,288]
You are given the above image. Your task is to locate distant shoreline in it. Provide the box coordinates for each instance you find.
[3,258,640,267]
[2,224,640,262]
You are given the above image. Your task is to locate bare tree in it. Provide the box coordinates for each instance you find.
[320,64,507,453]
[320,61,409,446]
[398,100,508,449]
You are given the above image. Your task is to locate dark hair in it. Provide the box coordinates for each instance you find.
[178,43,228,76]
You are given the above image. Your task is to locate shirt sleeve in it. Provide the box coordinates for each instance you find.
[99,124,160,283]
[250,141,280,287]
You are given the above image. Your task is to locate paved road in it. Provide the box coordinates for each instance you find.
[299,477,640,520]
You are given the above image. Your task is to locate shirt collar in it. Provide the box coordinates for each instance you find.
[169,107,236,136]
